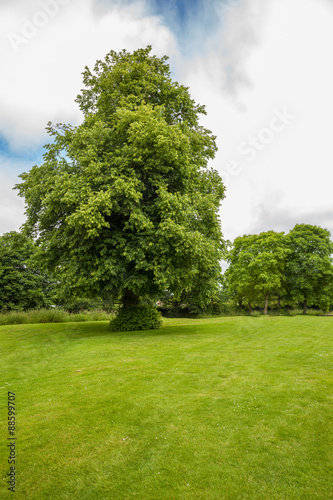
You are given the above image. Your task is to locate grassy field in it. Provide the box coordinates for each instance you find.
[0,316,332,499]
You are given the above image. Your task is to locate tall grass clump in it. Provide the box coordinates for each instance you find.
[0,308,114,326]
[0,311,29,325]
[84,310,113,321]
[306,308,326,316]
[27,308,70,323]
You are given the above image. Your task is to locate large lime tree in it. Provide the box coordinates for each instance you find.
[16,46,226,329]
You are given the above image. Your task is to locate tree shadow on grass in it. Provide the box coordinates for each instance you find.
[62,321,206,341]
[12,317,240,344]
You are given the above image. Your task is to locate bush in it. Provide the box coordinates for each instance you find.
[109,305,162,332]
[287,309,302,316]
[158,300,243,318]
[157,305,189,318]
[63,298,101,313]
[306,309,325,316]
[204,301,242,316]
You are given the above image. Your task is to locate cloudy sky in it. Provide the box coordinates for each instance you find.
[1,0,333,242]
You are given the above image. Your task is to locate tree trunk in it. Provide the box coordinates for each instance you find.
[123,289,140,308]
[277,297,281,311]
[303,298,307,315]
[248,301,252,315]
[264,293,269,315]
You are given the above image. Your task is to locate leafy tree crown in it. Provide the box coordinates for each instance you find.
[16,46,225,305]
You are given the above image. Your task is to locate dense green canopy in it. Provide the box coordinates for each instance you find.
[285,224,333,313]
[0,231,53,312]
[225,231,289,314]
[16,46,226,306]
[225,225,333,314]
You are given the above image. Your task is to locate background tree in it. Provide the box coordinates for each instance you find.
[284,224,333,314]
[158,263,225,317]
[0,231,54,312]
[226,231,289,314]
[15,46,226,329]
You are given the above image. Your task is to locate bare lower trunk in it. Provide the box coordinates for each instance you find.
[123,289,140,307]
[303,298,307,315]
[248,301,252,315]
[277,297,281,310]
[264,293,269,315]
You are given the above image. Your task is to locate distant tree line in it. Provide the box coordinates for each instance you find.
[225,224,333,315]
[0,223,332,316]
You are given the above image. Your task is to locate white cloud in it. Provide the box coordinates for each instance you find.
[0,169,26,235]
[0,0,178,234]
[178,0,333,240]
[1,0,333,242]
[0,0,176,150]
[249,190,333,237]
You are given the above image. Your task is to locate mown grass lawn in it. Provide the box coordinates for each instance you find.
[1,316,332,499]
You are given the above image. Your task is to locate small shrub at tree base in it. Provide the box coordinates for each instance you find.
[108,306,162,332]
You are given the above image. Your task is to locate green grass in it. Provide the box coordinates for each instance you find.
[1,316,332,499]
